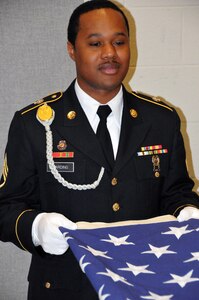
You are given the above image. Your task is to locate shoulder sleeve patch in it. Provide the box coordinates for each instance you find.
[132,91,173,112]
[21,91,63,115]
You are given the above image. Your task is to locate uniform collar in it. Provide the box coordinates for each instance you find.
[74,80,123,129]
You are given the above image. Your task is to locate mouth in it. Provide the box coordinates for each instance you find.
[98,61,120,75]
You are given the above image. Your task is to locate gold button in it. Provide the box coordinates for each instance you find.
[111,178,118,186]
[51,94,57,99]
[45,282,51,289]
[130,109,138,118]
[155,171,160,178]
[112,202,120,212]
[67,111,76,120]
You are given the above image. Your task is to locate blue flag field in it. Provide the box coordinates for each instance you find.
[60,216,199,300]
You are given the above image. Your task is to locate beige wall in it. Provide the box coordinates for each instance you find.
[115,0,199,193]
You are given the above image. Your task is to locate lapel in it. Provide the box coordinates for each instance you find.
[52,81,111,171]
[52,82,151,174]
[114,88,151,174]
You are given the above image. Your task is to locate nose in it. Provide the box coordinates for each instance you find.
[101,43,116,60]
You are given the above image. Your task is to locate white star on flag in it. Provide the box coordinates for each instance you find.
[98,285,110,300]
[63,232,73,242]
[164,270,199,288]
[142,244,176,258]
[162,225,194,239]
[79,245,112,259]
[184,252,199,263]
[60,218,199,299]
[119,263,155,276]
[140,291,174,299]
[101,234,135,246]
[79,255,91,273]
[97,268,133,286]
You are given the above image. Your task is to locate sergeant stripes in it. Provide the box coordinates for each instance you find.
[0,154,8,188]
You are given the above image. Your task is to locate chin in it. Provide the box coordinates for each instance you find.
[101,81,122,91]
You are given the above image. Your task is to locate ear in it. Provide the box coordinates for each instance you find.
[67,41,76,61]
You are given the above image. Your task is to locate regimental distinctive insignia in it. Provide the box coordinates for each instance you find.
[132,91,173,112]
[57,140,67,151]
[34,99,44,105]
[152,155,160,177]
[152,96,162,102]
[37,103,53,122]
[51,94,58,99]
[21,91,63,116]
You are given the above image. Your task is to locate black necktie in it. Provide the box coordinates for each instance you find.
[96,105,114,169]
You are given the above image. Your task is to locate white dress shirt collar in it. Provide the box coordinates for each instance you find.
[74,80,123,130]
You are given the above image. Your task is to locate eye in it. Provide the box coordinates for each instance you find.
[89,41,102,47]
[114,40,125,46]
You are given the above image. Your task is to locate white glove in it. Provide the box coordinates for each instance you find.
[177,206,199,222]
[32,212,77,255]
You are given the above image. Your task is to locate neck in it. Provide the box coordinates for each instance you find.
[89,90,120,104]
[76,81,122,104]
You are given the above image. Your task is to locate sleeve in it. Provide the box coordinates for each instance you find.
[0,111,42,253]
[161,110,199,216]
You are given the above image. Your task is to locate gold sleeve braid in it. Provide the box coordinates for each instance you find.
[173,204,198,217]
[15,209,34,251]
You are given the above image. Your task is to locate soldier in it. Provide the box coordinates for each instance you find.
[0,1,199,299]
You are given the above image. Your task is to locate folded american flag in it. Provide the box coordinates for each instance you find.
[60,216,199,299]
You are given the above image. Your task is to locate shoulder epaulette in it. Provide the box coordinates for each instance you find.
[21,91,63,115]
[132,91,173,112]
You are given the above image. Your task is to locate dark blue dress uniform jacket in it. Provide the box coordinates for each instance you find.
[0,81,199,293]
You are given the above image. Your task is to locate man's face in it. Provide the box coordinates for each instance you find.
[67,8,130,101]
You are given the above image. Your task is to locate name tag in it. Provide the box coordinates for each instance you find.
[47,162,74,173]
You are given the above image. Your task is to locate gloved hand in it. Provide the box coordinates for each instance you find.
[177,206,199,222]
[32,212,77,255]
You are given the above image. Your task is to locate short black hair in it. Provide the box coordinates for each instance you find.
[67,0,129,46]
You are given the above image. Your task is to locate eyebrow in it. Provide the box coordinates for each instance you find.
[87,32,128,39]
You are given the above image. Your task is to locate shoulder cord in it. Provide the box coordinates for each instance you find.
[37,111,105,190]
